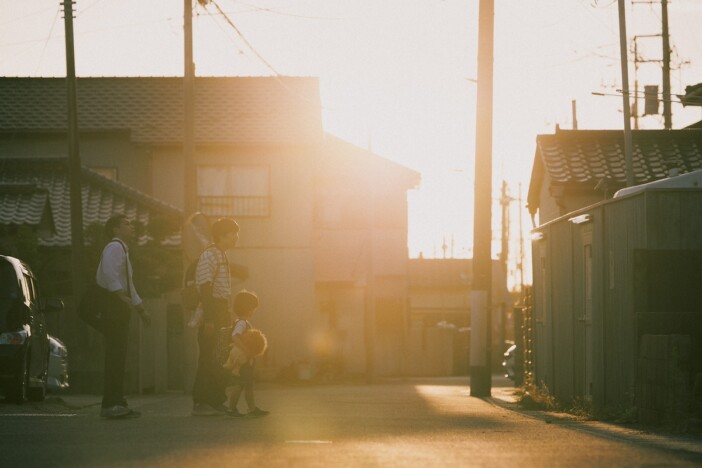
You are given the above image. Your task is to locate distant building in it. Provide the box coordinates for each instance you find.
[407,258,512,376]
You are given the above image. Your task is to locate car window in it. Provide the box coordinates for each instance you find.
[0,262,20,299]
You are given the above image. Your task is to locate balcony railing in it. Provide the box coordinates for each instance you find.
[198,196,269,217]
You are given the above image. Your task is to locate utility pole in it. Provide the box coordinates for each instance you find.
[632,0,674,129]
[498,180,512,369]
[617,0,634,187]
[633,38,640,130]
[517,183,524,293]
[499,181,511,275]
[62,0,85,302]
[184,0,197,215]
[661,0,672,129]
[470,0,494,397]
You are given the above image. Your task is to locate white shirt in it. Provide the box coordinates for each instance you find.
[96,238,142,307]
[231,318,252,338]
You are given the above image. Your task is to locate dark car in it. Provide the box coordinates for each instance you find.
[0,255,63,402]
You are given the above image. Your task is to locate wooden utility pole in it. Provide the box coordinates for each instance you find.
[62,0,85,301]
[617,0,634,187]
[470,0,494,397]
[632,0,674,129]
[184,0,197,215]
[661,0,672,129]
[517,183,524,293]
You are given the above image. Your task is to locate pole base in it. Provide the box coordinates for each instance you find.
[470,366,492,397]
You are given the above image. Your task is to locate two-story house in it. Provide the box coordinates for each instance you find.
[0,76,419,388]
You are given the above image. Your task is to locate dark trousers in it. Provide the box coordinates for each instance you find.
[192,326,226,407]
[101,312,130,408]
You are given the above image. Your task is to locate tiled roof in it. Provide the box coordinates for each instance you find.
[0,159,182,247]
[0,185,50,226]
[0,77,322,144]
[528,129,702,214]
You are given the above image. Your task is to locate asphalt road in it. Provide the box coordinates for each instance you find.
[1,377,701,467]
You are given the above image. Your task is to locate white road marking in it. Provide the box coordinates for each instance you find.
[1,413,77,417]
[285,440,333,444]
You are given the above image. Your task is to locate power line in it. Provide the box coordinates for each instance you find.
[34,6,61,75]
[77,0,108,17]
[194,9,247,57]
[230,0,346,20]
[205,0,281,76]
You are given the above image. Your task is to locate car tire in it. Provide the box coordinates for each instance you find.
[6,349,28,403]
[27,381,46,402]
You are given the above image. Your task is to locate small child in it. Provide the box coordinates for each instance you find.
[225,290,269,418]
[223,328,267,391]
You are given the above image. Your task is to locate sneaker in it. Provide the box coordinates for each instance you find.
[191,403,220,416]
[100,405,132,419]
[212,403,228,414]
[226,409,245,418]
[247,407,270,418]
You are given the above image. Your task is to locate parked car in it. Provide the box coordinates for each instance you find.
[0,255,63,402]
[47,335,69,392]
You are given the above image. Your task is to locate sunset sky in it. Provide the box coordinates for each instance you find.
[2,0,701,287]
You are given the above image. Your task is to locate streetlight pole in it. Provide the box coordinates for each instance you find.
[470,0,494,397]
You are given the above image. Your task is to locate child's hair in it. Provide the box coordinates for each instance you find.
[241,328,267,357]
[233,290,258,317]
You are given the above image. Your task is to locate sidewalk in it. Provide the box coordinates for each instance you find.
[490,383,702,456]
[20,377,702,457]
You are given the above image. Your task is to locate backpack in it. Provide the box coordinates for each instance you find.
[180,244,226,311]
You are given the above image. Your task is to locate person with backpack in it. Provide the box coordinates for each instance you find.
[191,217,239,416]
[95,214,151,419]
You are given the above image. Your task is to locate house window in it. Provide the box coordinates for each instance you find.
[197,165,270,217]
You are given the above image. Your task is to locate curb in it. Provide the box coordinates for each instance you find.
[488,390,702,456]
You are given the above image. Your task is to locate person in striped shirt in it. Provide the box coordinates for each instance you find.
[191,217,239,417]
